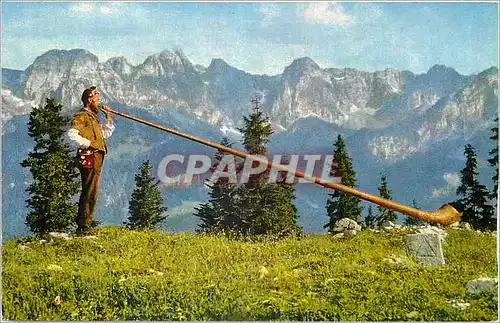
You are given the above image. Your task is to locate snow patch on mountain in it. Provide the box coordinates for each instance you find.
[368,136,416,162]
[219,124,242,140]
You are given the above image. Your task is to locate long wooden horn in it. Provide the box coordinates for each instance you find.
[108,107,461,225]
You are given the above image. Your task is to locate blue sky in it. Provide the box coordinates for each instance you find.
[1,2,498,75]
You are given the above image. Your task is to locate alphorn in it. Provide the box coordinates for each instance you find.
[107,107,461,225]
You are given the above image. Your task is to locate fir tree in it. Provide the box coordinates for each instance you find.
[375,174,398,226]
[456,144,495,230]
[364,205,376,229]
[195,137,239,234]
[404,199,424,226]
[238,102,273,156]
[20,98,80,236]
[258,172,301,237]
[126,161,167,230]
[324,135,362,233]
[488,117,498,200]
[236,101,300,237]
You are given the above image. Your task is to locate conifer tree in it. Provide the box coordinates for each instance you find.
[404,199,424,226]
[126,160,167,230]
[364,205,376,229]
[456,144,495,230]
[324,135,362,233]
[20,98,81,235]
[375,174,398,226]
[236,101,300,237]
[195,137,239,233]
[239,102,273,156]
[488,117,498,200]
[258,172,301,237]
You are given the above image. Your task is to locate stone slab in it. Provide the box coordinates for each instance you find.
[404,233,445,266]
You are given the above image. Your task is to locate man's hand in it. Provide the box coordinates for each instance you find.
[100,104,111,112]
[100,104,112,123]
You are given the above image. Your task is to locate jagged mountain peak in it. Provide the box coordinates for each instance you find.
[207,58,232,70]
[21,48,103,107]
[33,48,99,66]
[426,64,460,77]
[136,49,195,77]
[151,49,191,68]
[206,58,248,77]
[158,49,189,65]
[374,67,400,76]
[283,57,320,77]
[106,56,134,76]
[281,57,323,84]
[477,66,499,79]
[288,57,319,69]
[106,56,131,65]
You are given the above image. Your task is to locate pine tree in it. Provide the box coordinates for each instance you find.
[236,101,300,237]
[20,98,80,236]
[126,161,167,230]
[456,144,495,230]
[488,117,498,200]
[239,103,273,156]
[195,137,239,234]
[324,135,363,233]
[258,172,301,237]
[364,205,376,229]
[375,175,398,226]
[404,199,424,226]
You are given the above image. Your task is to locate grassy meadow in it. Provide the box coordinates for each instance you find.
[1,227,498,321]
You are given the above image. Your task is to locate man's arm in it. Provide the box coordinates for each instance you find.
[101,119,115,139]
[67,129,91,148]
[100,105,115,139]
[67,114,91,148]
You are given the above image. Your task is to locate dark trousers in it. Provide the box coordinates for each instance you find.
[77,151,104,230]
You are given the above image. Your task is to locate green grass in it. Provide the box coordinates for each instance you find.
[2,227,498,321]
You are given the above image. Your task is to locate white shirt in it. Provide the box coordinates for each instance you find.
[67,119,115,148]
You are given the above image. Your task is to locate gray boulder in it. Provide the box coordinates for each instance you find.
[332,218,362,233]
[466,278,498,294]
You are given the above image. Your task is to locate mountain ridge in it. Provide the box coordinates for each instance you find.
[2,49,492,124]
[2,49,497,160]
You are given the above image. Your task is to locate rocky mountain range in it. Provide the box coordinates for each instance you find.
[1,48,498,239]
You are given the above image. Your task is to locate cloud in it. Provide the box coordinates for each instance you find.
[1,89,35,125]
[70,3,122,16]
[443,173,461,188]
[302,2,354,25]
[432,172,460,197]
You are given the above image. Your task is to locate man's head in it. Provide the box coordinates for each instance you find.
[81,86,101,112]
